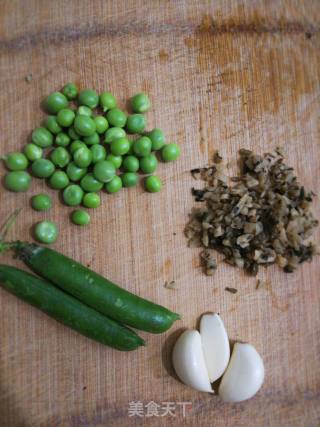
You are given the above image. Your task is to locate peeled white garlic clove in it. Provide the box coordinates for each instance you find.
[172,330,213,393]
[218,342,264,402]
[200,313,230,382]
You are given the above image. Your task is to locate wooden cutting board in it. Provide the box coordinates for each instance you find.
[0,1,319,426]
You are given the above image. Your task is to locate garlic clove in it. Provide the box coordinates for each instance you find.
[172,330,213,393]
[200,313,230,382]
[218,342,264,402]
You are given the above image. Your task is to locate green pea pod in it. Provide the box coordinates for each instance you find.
[14,243,180,333]
[0,264,144,351]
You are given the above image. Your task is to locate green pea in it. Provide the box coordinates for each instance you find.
[83,192,101,209]
[122,155,139,172]
[126,139,134,155]
[121,172,138,188]
[110,137,130,156]
[50,147,71,168]
[130,92,151,113]
[78,89,99,108]
[63,184,84,206]
[74,115,96,137]
[145,175,162,192]
[57,108,75,127]
[105,176,122,193]
[3,152,28,171]
[126,114,146,134]
[80,173,104,192]
[106,154,122,169]
[83,132,100,145]
[77,105,93,117]
[100,92,117,112]
[93,160,116,183]
[31,194,52,211]
[49,170,69,189]
[90,145,106,163]
[104,127,126,143]
[24,144,43,162]
[94,116,109,134]
[32,159,55,178]
[70,140,86,155]
[55,132,70,147]
[106,108,127,128]
[139,154,158,174]
[68,126,80,140]
[32,127,53,148]
[161,143,181,162]
[71,209,90,226]
[34,221,58,244]
[146,128,165,151]
[44,116,62,134]
[133,136,152,157]
[73,146,92,168]
[62,82,78,100]
[4,171,31,192]
[66,162,87,182]
[44,92,69,114]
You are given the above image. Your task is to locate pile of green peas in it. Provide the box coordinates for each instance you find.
[1,83,181,243]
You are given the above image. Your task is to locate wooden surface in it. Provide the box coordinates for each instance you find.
[0,1,319,426]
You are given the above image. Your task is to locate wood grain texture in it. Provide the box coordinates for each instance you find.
[0,1,319,426]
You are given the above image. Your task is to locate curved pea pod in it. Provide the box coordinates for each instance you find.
[15,243,180,333]
[0,265,144,351]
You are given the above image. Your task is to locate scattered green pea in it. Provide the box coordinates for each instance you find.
[50,147,71,168]
[145,175,162,192]
[106,154,123,169]
[69,140,86,155]
[93,160,116,183]
[126,114,146,134]
[32,159,55,178]
[100,92,117,112]
[94,116,109,134]
[146,128,165,150]
[139,154,158,174]
[122,155,139,172]
[55,132,70,147]
[78,89,99,108]
[83,192,101,209]
[105,176,122,193]
[161,143,181,162]
[130,92,150,113]
[74,115,96,137]
[24,144,43,162]
[90,145,106,163]
[44,92,69,114]
[77,105,93,117]
[104,127,126,143]
[73,146,93,168]
[106,108,127,128]
[34,221,58,244]
[68,126,80,140]
[83,132,100,145]
[63,184,84,206]
[71,209,90,226]
[31,194,52,211]
[3,152,28,171]
[66,162,87,182]
[133,136,152,157]
[4,171,31,192]
[49,170,69,189]
[121,172,138,188]
[62,82,78,100]
[32,127,53,148]
[44,116,62,134]
[110,137,130,156]
[80,173,104,192]
[56,108,75,127]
